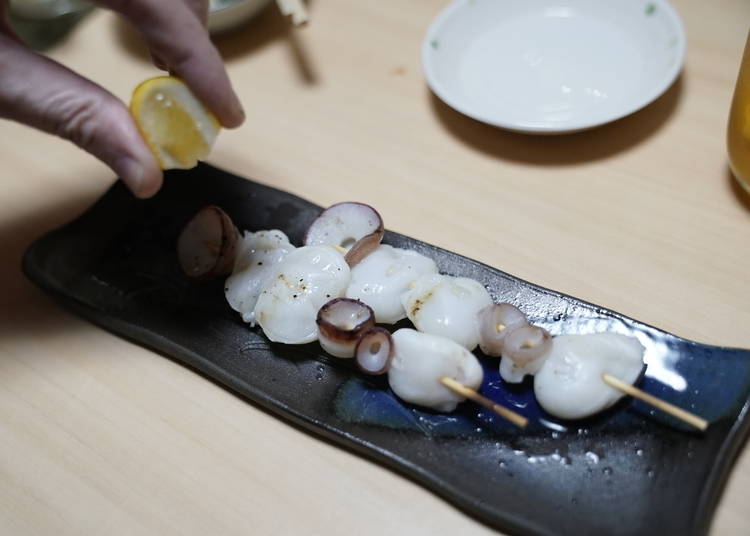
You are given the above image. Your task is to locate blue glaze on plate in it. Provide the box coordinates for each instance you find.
[22,164,750,536]
[334,377,480,436]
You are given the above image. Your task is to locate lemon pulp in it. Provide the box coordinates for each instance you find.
[130,76,220,169]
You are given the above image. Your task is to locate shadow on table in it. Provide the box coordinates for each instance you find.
[727,167,750,212]
[113,3,318,85]
[0,190,98,307]
[0,187,101,342]
[430,75,684,166]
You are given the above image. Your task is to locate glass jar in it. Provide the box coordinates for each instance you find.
[728,31,750,193]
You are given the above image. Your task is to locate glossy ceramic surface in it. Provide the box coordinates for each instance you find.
[208,0,271,34]
[23,165,750,535]
[422,0,686,133]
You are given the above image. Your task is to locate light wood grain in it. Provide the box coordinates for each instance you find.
[0,1,749,535]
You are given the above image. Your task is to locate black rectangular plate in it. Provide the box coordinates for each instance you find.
[22,164,750,536]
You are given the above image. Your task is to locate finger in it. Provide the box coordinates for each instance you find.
[150,50,168,71]
[0,34,162,198]
[185,0,209,27]
[150,0,208,68]
[98,0,243,128]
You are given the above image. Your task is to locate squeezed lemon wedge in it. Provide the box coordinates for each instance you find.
[130,76,220,169]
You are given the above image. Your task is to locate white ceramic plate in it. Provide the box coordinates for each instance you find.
[422,0,685,134]
[208,0,271,34]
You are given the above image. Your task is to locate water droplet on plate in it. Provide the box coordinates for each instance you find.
[509,399,528,410]
[539,418,567,433]
[636,449,644,457]
[585,451,600,464]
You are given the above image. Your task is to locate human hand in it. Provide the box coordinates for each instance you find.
[0,0,244,198]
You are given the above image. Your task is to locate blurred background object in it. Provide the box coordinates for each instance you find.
[8,0,93,50]
[208,0,272,35]
[7,0,279,50]
[728,30,750,193]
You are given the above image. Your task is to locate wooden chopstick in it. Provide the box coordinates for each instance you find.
[276,0,308,25]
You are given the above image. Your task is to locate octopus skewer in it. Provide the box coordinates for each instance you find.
[179,201,710,432]
[318,308,526,426]
[480,304,709,430]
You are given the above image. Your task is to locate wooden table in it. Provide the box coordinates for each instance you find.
[1,1,749,534]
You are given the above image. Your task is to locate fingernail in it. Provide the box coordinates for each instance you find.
[115,156,145,196]
[150,52,168,71]
[229,99,245,128]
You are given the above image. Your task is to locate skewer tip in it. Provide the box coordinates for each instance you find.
[602,374,709,432]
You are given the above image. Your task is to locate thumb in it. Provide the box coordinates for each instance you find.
[0,34,162,198]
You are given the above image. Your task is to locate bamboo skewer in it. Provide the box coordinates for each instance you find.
[440,376,528,428]
[276,0,308,25]
[602,374,709,431]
